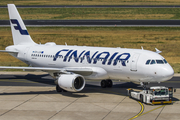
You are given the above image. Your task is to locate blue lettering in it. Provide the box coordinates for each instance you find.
[53,49,69,61]
[93,52,110,65]
[81,51,98,63]
[63,50,73,62]
[113,53,130,66]
[68,50,85,62]
[107,52,118,65]
[53,49,131,66]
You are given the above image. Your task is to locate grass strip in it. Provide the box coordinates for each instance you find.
[1,8,180,20]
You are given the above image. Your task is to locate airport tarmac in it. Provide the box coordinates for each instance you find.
[0,72,179,120]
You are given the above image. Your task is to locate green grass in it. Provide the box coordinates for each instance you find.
[1,27,180,72]
[1,0,180,5]
[1,8,180,20]
[170,63,180,73]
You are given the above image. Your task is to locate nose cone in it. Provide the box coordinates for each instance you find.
[160,64,174,81]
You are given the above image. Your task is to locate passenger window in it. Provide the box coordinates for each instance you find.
[163,59,167,64]
[150,60,156,64]
[146,60,151,65]
[156,60,164,64]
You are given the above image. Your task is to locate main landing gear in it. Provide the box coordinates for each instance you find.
[101,79,113,88]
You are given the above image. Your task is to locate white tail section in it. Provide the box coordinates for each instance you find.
[8,4,36,45]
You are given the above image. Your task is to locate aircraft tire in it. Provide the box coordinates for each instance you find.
[101,80,107,88]
[140,94,143,103]
[56,85,63,92]
[106,79,113,88]
[129,90,132,98]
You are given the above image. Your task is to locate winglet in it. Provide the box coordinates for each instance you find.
[155,48,162,54]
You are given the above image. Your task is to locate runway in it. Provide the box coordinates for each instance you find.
[1,5,180,8]
[0,72,179,120]
[1,20,180,27]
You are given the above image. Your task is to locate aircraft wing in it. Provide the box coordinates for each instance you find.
[0,66,93,76]
[0,50,18,53]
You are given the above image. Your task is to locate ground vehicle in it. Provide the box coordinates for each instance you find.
[127,86,173,104]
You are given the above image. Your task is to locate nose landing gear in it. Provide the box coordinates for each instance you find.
[101,79,113,88]
[140,82,149,89]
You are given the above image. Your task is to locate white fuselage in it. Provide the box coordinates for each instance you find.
[6,43,174,83]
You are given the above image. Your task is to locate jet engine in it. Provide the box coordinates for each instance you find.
[57,74,85,92]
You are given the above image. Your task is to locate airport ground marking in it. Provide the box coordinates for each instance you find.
[47,97,79,120]
[102,96,127,120]
[0,94,39,117]
[128,101,144,120]
[138,105,165,117]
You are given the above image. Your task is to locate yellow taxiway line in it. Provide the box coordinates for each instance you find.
[129,101,144,120]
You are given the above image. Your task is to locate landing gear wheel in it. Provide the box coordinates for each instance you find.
[101,80,107,88]
[56,85,62,92]
[140,94,144,103]
[107,79,113,88]
[140,82,149,90]
[129,90,132,98]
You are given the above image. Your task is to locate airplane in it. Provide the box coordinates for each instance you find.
[0,4,174,92]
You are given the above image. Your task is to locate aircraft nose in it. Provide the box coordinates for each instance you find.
[160,65,174,81]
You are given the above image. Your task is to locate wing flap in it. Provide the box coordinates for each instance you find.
[65,67,93,76]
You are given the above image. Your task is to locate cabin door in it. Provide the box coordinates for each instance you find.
[130,53,140,71]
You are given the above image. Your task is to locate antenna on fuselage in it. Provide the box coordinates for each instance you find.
[65,42,67,46]
[155,48,162,54]
[141,46,144,50]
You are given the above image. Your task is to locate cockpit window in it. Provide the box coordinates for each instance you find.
[146,59,167,65]
[146,60,151,65]
[163,59,168,64]
[156,60,164,64]
[150,60,156,64]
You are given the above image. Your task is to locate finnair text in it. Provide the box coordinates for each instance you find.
[53,49,130,66]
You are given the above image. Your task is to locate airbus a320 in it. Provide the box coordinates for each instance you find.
[0,4,174,92]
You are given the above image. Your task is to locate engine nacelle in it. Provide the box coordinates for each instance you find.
[58,74,85,92]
